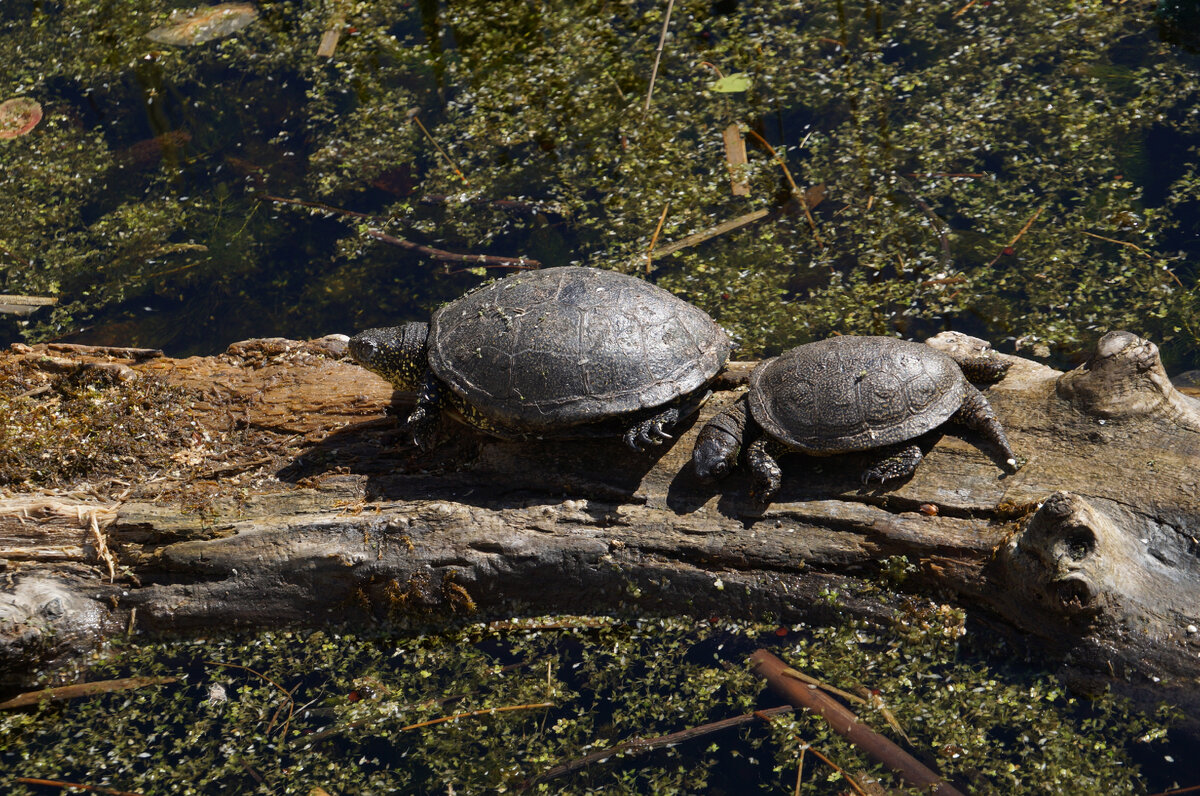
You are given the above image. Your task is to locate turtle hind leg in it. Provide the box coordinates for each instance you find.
[952,384,1019,469]
[623,406,680,451]
[746,437,784,501]
[861,443,924,484]
[622,390,712,452]
[957,355,1011,383]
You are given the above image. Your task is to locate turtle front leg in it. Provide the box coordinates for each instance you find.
[745,437,784,500]
[406,373,445,452]
[952,384,1019,469]
[861,443,924,484]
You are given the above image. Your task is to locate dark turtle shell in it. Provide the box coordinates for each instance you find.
[428,266,730,433]
[749,336,966,453]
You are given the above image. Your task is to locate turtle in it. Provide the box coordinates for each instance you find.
[691,335,1018,499]
[349,266,731,451]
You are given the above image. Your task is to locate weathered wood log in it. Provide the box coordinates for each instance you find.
[2,330,1198,733]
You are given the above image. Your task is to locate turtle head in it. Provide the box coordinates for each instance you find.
[691,400,749,482]
[348,323,429,391]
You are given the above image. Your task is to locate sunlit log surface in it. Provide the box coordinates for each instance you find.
[2,330,1198,733]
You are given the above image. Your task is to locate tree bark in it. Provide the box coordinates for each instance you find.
[2,331,1199,731]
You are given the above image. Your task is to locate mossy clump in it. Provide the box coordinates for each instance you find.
[0,612,1178,794]
[0,358,201,486]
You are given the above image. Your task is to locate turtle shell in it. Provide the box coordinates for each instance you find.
[428,266,730,433]
[749,336,966,453]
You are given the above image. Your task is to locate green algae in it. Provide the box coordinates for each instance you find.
[0,614,1175,794]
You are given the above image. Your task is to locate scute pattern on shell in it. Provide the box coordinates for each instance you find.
[428,267,730,432]
[749,336,966,452]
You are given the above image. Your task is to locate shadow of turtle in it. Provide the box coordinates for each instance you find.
[276,393,692,511]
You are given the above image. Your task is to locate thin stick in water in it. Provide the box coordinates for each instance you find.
[643,0,676,116]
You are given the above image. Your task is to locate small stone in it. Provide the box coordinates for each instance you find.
[1187,624,1197,635]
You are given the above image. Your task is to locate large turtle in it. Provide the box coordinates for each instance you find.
[349,266,731,451]
[691,335,1018,499]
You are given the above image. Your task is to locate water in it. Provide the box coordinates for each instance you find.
[1,0,1198,368]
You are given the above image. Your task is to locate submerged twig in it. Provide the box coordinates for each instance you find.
[261,193,373,220]
[419,195,568,217]
[742,128,823,245]
[259,194,539,269]
[204,660,295,737]
[893,174,952,269]
[407,109,468,185]
[988,205,1046,266]
[750,649,965,796]
[398,701,554,733]
[642,207,771,265]
[1079,229,1151,258]
[952,0,977,18]
[522,705,794,789]
[364,229,538,269]
[14,779,143,796]
[643,0,676,116]
[0,676,178,710]
[647,202,671,273]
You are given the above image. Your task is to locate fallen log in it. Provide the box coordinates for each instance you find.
[1,330,1198,734]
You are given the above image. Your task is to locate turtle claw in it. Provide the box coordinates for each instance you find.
[624,409,680,452]
[406,407,441,452]
[641,421,672,447]
[640,430,665,447]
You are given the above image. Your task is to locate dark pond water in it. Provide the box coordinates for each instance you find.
[2,0,1200,370]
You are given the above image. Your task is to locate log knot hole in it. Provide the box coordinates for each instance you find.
[999,491,1110,618]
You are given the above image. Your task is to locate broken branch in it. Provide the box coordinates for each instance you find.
[0,676,178,710]
[749,649,964,796]
[523,704,795,789]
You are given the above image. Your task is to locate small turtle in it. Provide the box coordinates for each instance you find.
[349,266,731,451]
[691,335,1018,499]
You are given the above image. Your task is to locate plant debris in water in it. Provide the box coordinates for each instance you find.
[145,3,259,47]
[0,97,42,139]
[0,613,1178,794]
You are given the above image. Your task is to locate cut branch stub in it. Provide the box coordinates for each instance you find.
[1056,331,1200,431]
